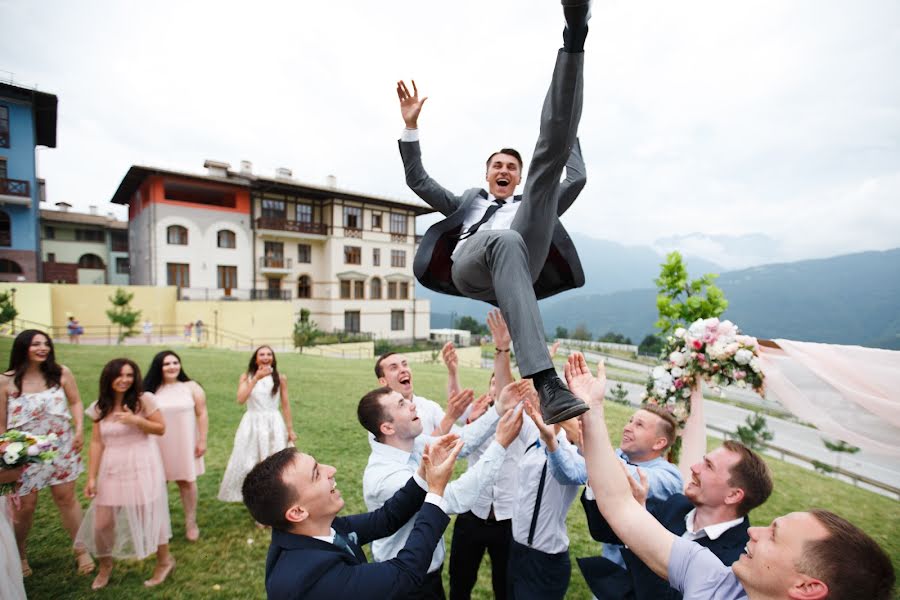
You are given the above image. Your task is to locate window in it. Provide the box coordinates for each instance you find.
[400,282,410,299]
[354,280,364,299]
[111,231,128,252]
[217,265,237,291]
[0,210,10,247]
[76,229,104,242]
[344,245,361,265]
[47,253,56,263]
[262,199,286,219]
[78,254,104,269]
[297,244,311,263]
[372,248,380,266]
[264,241,285,268]
[297,275,311,299]
[115,257,129,274]
[344,311,361,333]
[344,206,362,229]
[387,281,397,299]
[391,250,406,268]
[340,280,351,299]
[370,277,382,299]
[167,263,190,288]
[0,259,22,273]
[167,225,188,245]
[390,213,408,235]
[0,158,6,179]
[45,226,56,239]
[217,230,236,249]
[372,212,382,230]
[296,204,313,223]
[391,310,405,331]
[0,106,8,148]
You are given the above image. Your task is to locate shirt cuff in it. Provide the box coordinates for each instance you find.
[425,492,447,513]
[585,485,595,501]
[413,471,428,491]
[400,128,419,142]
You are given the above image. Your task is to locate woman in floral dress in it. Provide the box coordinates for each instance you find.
[0,329,93,577]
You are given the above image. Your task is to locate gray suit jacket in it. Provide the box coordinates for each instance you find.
[399,138,586,302]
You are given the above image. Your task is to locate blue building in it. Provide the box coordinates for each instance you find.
[0,82,58,282]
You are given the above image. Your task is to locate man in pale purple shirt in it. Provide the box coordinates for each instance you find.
[570,351,894,600]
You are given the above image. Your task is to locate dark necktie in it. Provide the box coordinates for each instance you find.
[458,198,506,240]
[333,532,357,559]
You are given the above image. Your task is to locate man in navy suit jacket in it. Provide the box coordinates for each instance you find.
[242,440,463,600]
[578,440,773,600]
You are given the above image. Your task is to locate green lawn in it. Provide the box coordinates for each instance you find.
[4,338,898,599]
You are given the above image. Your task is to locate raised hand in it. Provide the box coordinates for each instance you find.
[621,462,649,508]
[255,365,273,381]
[416,433,460,481]
[422,438,464,496]
[524,397,558,449]
[497,379,532,414]
[549,340,561,358]
[564,352,606,407]
[396,80,427,129]
[468,393,492,422]
[441,342,458,376]
[446,388,475,421]
[495,402,525,448]
[487,309,511,350]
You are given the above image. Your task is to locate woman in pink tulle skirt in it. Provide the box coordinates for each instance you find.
[74,358,175,590]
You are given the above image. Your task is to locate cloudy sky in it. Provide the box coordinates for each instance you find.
[3,0,898,269]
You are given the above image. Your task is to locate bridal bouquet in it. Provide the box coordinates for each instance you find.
[643,318,765,429]
[0,430,59,495]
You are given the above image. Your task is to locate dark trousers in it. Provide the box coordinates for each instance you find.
[449,511,512,600]
[507,540,571,600]
[407,564,446,600]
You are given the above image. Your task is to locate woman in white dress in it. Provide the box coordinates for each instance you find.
[0,466,26,600]
[217,346,296,502]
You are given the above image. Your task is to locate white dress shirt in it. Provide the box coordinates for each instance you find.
[467,430,527,522]
[400,128,521,258]
[682,509,745,542]
[363,435,508,573]
[367,393,470,450]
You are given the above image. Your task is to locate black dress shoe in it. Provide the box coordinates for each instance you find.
[537,375,590,424]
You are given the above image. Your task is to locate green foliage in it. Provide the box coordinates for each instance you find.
[609,382,630,405]
[654,251,728,337]
[734,412,775,451]
[812,459,836,475]
[571,323,592,341]
[105,288,141,344]
[292,309,322,353]
[554,325,569,340]
[0,291,17,325]
[638,333,664,356]
[822,437,861,472]
[456,315,488,336]
[597,331,633,345]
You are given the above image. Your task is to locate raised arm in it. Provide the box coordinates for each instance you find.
[441,342,462,400]
[571,352,676,580]
[556,137,586,217]
[677,384,706,484]
[396,80,461,216]
[487,309,514,394]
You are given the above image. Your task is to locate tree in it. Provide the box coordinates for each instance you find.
[638,334,664,357]
[554,325,569,340]
[293,309,322,353]
[456,315,488,336]
[0,291,17,327]
[609,382,630,405]
[597,331,632,344]
[106,288,141,344]
[734,412,774,451]
[571,323,592,341]
[654,251,728,337]
[822,437,860,472]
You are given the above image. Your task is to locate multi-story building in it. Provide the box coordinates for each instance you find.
[0,82,57,282]
[40,203,130,285]
[111,160,433,340]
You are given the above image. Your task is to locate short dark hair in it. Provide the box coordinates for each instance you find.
[242,447,300,531]
[485,148,524,171]
[639,404,677,450]
[358,386,393,442]
[798,510,894,600]
[374,352,398,379]
[722,440,773,515]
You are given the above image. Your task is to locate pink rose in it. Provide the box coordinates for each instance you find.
[692,339,703,350]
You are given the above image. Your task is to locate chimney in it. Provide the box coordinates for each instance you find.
[203,159,231,177]
[275,167,293,180]
[326,174,337,188]
[240,160,253,175]
[89,205,98,215]
[55,201,71,212]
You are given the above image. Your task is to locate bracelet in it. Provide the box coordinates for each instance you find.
[495,347,510,354]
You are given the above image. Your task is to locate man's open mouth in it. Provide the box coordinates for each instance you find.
[399,375,411,385]
[497,178,510,187]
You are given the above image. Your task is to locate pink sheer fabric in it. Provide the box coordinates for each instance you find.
[757,340,900,457]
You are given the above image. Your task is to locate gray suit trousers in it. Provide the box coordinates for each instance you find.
[450,50,584,376]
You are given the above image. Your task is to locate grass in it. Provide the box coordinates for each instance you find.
[4,338,898,599]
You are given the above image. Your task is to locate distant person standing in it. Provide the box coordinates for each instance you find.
[143,320,153,344]
[183,322,193,341]
[194,320,204,343]
[67,316,83,344]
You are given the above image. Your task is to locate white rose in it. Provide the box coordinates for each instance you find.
[737,380,747,389]
[671,366,683,377]
[749,357,761,373]
[681,387,692,398]
[674,327,686,339]
[652,366,668,380]
[27,445,40,457]
[689,320,706,339]
[4,442,23,458]
[735,349,753,365]
[669,351,686,367]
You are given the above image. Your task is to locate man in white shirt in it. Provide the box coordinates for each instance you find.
[358,382,529,599]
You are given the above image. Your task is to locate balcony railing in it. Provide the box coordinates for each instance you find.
[259,256,293,269]
[391,232,409,243]
[251,289,292,301]
[0,178,29,197]
[256,217,328,235]
[344,227,362,239]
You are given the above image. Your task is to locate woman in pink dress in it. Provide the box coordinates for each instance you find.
[0,329,93,577]
[74,358,174,590]
[143,350,208,541]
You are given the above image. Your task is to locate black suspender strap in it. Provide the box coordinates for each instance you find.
[527,458,548,546]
